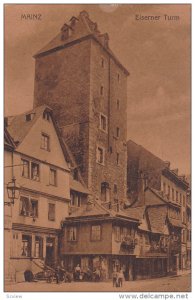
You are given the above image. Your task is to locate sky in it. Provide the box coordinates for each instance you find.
[4,4,191,175]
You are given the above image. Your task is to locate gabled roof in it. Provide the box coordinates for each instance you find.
[66,203,110,219]
[70,177,90,195]
[145,187,181,209]
[123,206,146,221]
[34,11,129,76]
[147,206,169,234]
[6,105,52,146]
[65,200,140,223]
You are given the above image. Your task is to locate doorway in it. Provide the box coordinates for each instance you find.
[45,237,55,267]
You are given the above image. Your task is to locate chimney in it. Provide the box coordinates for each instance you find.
[80,10,89,19]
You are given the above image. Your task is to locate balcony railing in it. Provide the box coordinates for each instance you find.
[120,236,136,253]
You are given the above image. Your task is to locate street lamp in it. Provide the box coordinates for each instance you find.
[5,177,20,205]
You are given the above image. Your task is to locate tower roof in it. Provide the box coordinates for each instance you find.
[34,11,129,76]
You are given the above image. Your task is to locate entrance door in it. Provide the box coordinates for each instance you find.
[45,237,55,267]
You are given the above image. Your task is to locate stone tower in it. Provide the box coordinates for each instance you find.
[34,11,129,204]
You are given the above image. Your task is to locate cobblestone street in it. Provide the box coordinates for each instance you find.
[5,273,191,293]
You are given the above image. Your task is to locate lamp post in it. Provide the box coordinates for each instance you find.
[5,176,20,205]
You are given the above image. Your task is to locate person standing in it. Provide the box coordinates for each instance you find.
[112,270,117,287]
[118,269,124,287]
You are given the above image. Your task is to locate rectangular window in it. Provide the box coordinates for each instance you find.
[167,185,170,199]
[101,58,104,68]
[116,153,119,165]
[123,227,128,237]
[30,199,38,217]
[101,182,110,202]
[176,191,178,203]
[48,203,55,221]
[115,226,121,242]
[49,168,57,186]
[21,235,32,257]
[180,193,182,204]
[41,133,50,151]
[172,188,175,201]
[31,162,40,181]
[20,196,38,217]
[68,226,77,241]
[117,99,120,110]
[70,192,81,207]
[12,232,20,257]
[35,236,43,258]
[91,225,101,241]
[20,196,30,216]
[114,184,118,194]
[21,159,30,178]
[97,146,105,165]
[100,85,104,96]
[99,114,107,132]
[116,127,120,138]
[117,73,120,82]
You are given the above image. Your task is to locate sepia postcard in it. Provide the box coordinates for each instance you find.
[3,3,191,296]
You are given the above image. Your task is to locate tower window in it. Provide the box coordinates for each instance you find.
[116,127,120,138]
[100,86,104,96]
[117,99,120,110]
[114,184,118,194]
[99,113,108,132]
[101,182,110,202]
[117,73,120,82]
[116,153,119,165]
[101,58,104,68]
[97,146,105,165]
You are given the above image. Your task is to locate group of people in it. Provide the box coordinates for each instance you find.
[74,264,101,282]
[112,269,125,287]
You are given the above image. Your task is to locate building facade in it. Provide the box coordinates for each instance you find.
[33,10,129,206]
[61,201,140,280]
[127,139,190,272]
[5,106,72,282]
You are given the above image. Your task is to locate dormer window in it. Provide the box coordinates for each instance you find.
[61,23,72,40]
[69,16,78,27]
[25,113,34,122]
[43,111,50,121]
